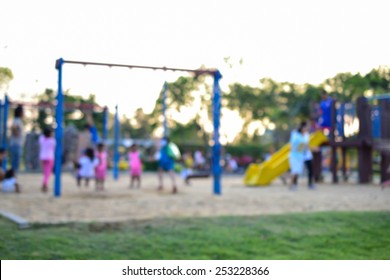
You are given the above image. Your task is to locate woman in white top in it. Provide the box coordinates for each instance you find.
[9,105,24,173]
[289,121,309,190]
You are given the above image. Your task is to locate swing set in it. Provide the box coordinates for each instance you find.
[54,58,223,197]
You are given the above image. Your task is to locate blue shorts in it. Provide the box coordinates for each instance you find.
[159,160,174,171]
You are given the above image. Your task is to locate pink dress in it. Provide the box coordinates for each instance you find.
[129,151,142,176]
[39,135,56,186]
[95,151,107,180]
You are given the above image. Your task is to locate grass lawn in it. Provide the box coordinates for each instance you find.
[0,211,389,260]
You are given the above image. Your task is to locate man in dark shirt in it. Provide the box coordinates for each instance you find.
[319,91,333,130]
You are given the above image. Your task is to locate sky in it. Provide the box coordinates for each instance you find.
[1,0,390,141]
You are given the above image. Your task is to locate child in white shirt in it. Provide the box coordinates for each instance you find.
[77,147,99,187]
[2,169,20,193]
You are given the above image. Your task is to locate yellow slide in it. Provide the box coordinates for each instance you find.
[244,131,328,186]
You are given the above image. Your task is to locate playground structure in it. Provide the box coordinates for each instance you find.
[323,95,390,184]
[244,94,390,186]
[0,96,111,171]
[54,58,222,197]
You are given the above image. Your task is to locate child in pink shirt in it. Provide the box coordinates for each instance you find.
[39,127,56,192]
[128,144,142,188]
[95,143,107,191]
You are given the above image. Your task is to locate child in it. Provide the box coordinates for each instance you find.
[95,143,107,191]
[181,151,194,185]
[128,144,142,188]
[77,147,99,188]
[39,127,56,192]
[157,137,177,194]
[2,169,20,193]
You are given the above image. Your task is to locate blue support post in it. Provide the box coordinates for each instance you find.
[0,99,3,148]
[2,95,9,170]
[113,105,120,180]
[102,106,108,141]
[336,103,345,138]
[54,58,64,197]
[212,70,222,195]
[162,82,168,138]
[372,105,381,139]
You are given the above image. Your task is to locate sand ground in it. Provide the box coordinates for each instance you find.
[0,172,389,224]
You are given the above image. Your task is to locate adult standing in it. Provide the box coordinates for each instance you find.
[303,128,316,189]
[9,104,24,173]
[289,121,309,190]
[74,112,98,164]
[157,137,177,194]
[319,91,333,131]
[75,124,92,164]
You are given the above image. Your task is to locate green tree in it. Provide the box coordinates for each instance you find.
[169,119,204,145]
[149,75,213,146]
[147,66,390,149]
[35,88,55,130]
[224,78,312,145]
[0,67,13,92]
[322,66,390,102]
[121,108,152,139]
[35,89,104,132]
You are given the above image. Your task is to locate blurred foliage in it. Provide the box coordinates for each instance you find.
[224,144,265,161]
[224,66,390,146]
[121,108,152,139]
[65,65,390,151]
[8,65,390,154]
[35,88,104,132]
[0,66,13,91]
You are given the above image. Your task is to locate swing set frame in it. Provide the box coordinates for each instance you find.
[54,58,223,197]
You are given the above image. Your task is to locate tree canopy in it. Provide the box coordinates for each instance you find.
[0,67,14,92]
[121,65,390,147]
[34,89,104,132]
[8,65,390,151]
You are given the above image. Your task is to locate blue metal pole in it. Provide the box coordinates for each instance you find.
[0,99,3,148]
[372,105,381,139]
[337,103,345,138]
[2,95,9,170]
[212,70,222,195]
[340,103,345,138]
[113,105,119,180]
[54,58,64,197]
[162,82,168,138]
[102,106,108,141]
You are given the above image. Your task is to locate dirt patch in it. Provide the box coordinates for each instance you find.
[1,173,389,224]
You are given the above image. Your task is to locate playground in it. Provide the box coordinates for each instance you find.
[1,60,390,230]
[1,172,389,226]
[0,66,390,261]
